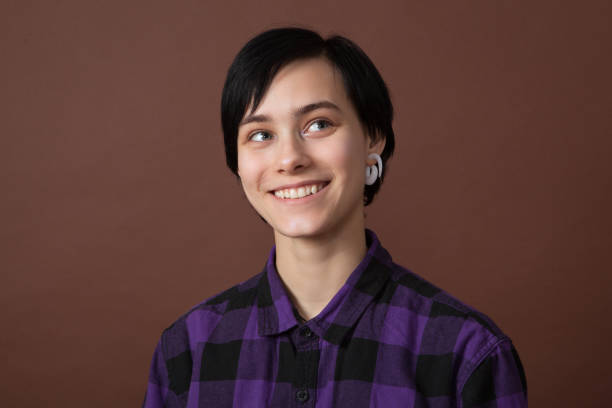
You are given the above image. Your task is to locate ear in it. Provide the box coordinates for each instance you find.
[366,133,386,162]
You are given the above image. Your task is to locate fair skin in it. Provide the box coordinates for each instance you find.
[236,57,385,321]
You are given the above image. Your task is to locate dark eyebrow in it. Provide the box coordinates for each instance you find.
[295,100,342,117]
[239,100,342,127]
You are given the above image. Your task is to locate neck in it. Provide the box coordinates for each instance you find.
[273,211,368,321]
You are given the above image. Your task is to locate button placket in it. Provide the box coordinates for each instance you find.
[291,324,319,407]
[300,326,313,338]
[295,388,309,402]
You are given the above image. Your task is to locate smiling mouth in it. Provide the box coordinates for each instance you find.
[271,181,330,200]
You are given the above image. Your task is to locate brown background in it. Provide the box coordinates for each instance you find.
[1,1,611,406]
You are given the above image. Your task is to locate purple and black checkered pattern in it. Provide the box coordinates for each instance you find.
[143,229,527,407]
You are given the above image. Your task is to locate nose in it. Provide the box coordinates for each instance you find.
[277,132,311,174]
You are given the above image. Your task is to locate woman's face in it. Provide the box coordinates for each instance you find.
[236,57,384,240]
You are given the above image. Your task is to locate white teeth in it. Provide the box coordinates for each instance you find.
[273,183,326,199]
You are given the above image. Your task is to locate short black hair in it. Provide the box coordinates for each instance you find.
[221,27,395,206]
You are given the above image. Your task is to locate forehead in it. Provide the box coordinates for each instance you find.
[246,57,351,117]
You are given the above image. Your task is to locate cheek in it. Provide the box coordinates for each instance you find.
[237,153,262,191]
[325,134,366,176]
[238,150,257,176]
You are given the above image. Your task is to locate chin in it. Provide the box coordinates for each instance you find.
[272,217,328,239]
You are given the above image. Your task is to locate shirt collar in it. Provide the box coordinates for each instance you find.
[256,228,393,345]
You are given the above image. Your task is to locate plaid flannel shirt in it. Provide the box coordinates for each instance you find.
[143,229,527,407]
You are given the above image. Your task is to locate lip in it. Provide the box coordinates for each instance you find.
[269,179,330,193]
[269,181,330,204]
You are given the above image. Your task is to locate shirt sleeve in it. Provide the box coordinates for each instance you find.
[460,339,527,408]
[142,338,173,408]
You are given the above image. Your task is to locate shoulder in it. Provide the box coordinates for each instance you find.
[158,271,264,357]
[387,261,505,338]
[385,262,526,399]
[144,272,265,402]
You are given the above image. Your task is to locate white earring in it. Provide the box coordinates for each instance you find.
[365,153,383,185]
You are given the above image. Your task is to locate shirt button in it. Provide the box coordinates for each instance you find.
[300,326,313,338]
[295,389,309,402]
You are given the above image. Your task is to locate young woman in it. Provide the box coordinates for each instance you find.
[143,28,527,408]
